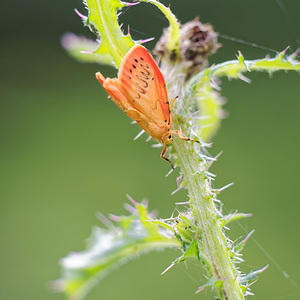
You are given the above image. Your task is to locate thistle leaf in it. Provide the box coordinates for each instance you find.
[137,0,180,54]
[61,33,104,64]
[162,239,200,274]
[238,265,269,285]
[84,0,136,67]
[186,50,300,141]
[189,50,300,85]
[62,0,137,67]
[56,201,180,300]
[222,212,252,226]
[191,68,224,141]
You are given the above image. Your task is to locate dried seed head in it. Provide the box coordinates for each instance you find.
[154,18,221,78]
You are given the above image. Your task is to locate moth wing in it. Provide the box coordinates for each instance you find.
[118,45,170,124]
[96,72,158,134]
[96,73,131,111]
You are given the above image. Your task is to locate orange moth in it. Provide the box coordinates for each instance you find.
[96,44,198,168]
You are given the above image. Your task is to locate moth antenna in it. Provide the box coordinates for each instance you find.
[160,145,174,169]
[172,130,200,144]
[169,96,178,110]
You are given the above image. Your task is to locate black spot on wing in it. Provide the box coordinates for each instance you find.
[131,60,153,95]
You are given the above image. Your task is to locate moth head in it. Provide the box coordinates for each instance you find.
[161,130,173,145]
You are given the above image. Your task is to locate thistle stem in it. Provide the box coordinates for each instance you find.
[172,118,244,300]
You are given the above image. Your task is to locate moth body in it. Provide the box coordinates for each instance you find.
[96,44,197,168]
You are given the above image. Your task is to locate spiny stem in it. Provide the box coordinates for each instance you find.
[172,118,244,300]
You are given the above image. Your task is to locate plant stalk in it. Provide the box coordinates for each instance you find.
[172,118,244,300]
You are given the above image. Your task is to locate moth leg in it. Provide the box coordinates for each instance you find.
[160,145,174,169]
[172,130,200,144]
[169,96,178,110]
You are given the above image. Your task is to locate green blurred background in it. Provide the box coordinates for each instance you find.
[1,0,300,299]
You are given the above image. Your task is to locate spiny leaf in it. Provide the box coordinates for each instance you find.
[195,276,224,294]
[62,0,137,67]
[137,0,180,54]
[61,33,103,64]
[56,201,180,300]
[162,239,200,274]
[85,0,136,67]
[234,230,255,254]
[191,68,224,141]
[222,212,252,227]
[191,50,300,84]
[62,0,180,67]
[186,50,300,141]
[238,265,269,285]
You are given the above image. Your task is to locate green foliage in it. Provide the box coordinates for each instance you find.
[61,33,102,64]
[186,50,300,141]
[59,0,300,299]
[84,0,136,67]
[191,68,224,141]
[62,0,136,67]
[62,0,180,68]
[137,0,180,54]
[189,49,300,84]
[58,199,180,299]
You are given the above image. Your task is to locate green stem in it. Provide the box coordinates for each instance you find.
[172,118,244,300]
